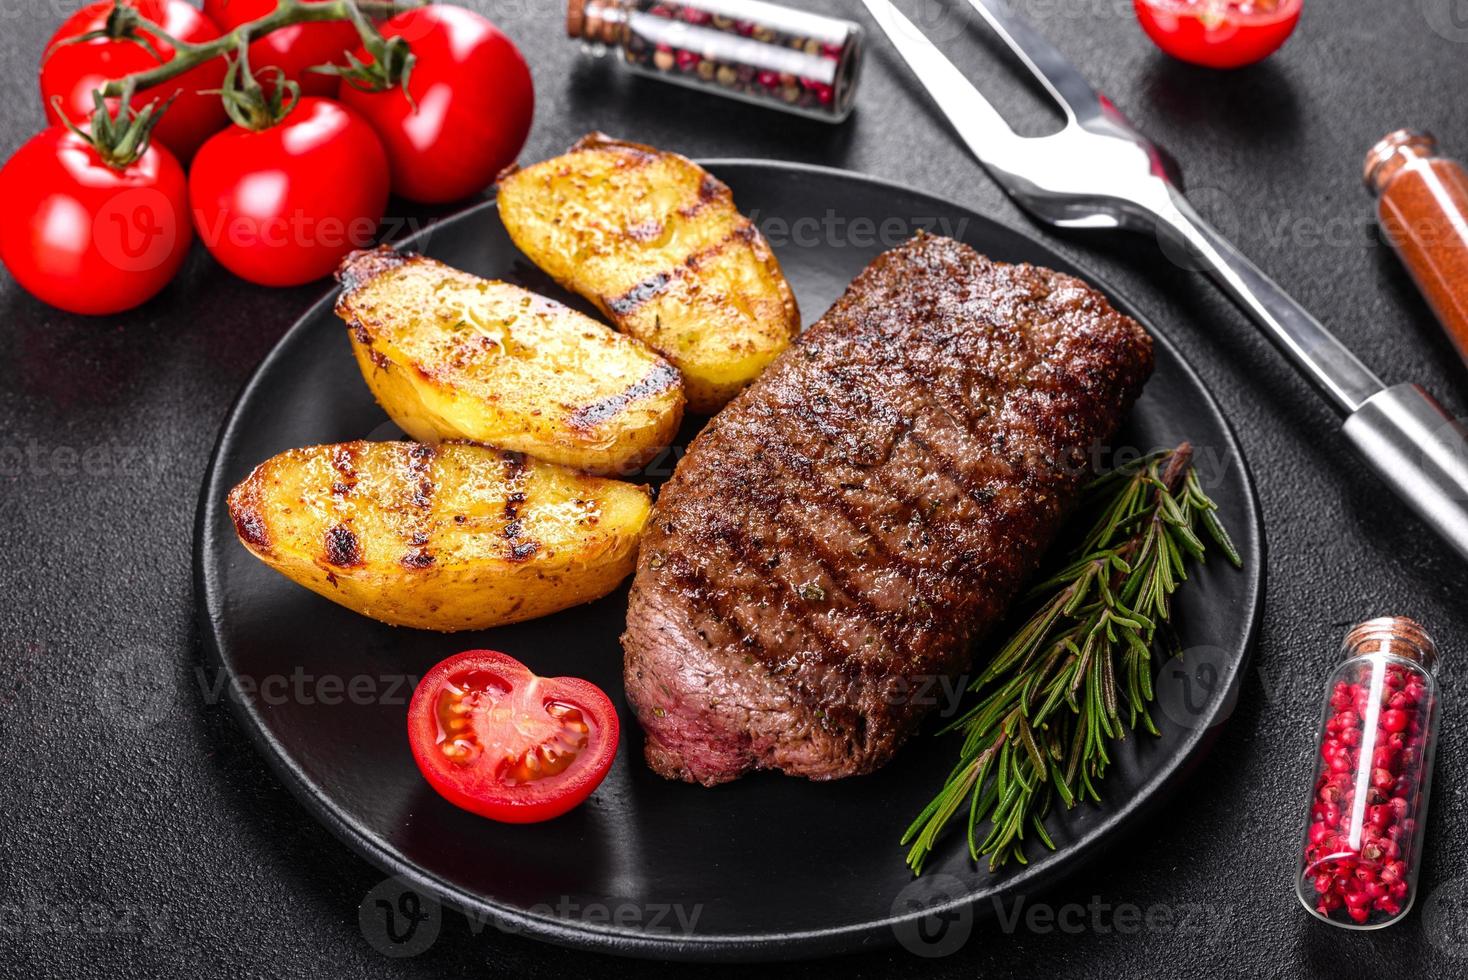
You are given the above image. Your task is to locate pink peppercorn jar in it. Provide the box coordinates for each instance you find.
[1296,617,1442,929]
[568,0,863,122]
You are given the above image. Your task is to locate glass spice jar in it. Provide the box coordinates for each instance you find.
[1364,130,1468,370]
[1296,617,1442,929]
[567,0,864,122]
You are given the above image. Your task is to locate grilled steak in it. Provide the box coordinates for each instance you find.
[621,234,1154,785]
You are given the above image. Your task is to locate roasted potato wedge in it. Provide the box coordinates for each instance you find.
[227,441,652,632]
[335,247,684,476]
[497,133,801,413]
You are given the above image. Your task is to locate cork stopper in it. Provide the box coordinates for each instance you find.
[1341,616,1440,673]
[567,0,626,45]
[1363,129,1438,197]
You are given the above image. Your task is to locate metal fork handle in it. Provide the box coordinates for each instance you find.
[1156,190,1383,414]
[1155,191,1468,562]
[1342,384,1468,562]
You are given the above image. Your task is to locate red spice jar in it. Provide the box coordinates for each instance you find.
[567,0,863,122]
[1365,131,1468,369]
[1296,617,1442,929]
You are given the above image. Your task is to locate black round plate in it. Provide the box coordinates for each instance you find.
[195,162,1264,961]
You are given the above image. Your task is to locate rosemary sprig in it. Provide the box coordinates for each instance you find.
[902,443,1240,874]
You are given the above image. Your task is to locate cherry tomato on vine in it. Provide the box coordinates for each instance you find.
[0,126,190,315]
[407,650,620,824]
[41,0,229,163]
[202,0,361,98]
[1134,0,1302,69]
[188,96,388,286]
[336,4,533,204]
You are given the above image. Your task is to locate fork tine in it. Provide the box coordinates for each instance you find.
[959,0,1104,122]
[859,0,1031,174]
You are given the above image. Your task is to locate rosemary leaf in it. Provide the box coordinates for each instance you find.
[903,444,1241,874]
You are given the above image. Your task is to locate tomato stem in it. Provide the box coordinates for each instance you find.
[45,0,172,64]
[94,0,419,105]
[311,0,417,99]
[205,34,303,131]
[54,84,176,170]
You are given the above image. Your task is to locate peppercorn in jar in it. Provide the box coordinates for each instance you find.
[568,0,864,122]
[1296,617,1441,929]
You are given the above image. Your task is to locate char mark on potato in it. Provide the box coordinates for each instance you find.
[231,501,270,551]
[324,524,364,569]
[406,442,436,508]
[608,272,673,316]
[334,245,411,297]
[568,361,682,433]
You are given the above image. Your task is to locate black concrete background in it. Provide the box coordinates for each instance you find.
[3,0,1468,976]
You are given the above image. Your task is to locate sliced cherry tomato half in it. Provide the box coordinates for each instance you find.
[1134,0,1302,69]
[407,650,619,824]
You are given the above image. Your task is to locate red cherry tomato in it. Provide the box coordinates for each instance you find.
[41,0,229,163]
[337,5,533,204]
[188,96,388,287]
[0,127,190,315]
[202,0,360,98]
[407,650,620,824]
[1134,0,1302,69]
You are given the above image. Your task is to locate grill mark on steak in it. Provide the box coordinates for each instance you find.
[789,330,1007,524]
[663,490,866,682]
[767,500,910,643]
[743,370,1025,672]
[710,524,852,671]
[667,556,870,743]
[764,363,994,586]
[753,421,941,630]
[623,234,1153,785]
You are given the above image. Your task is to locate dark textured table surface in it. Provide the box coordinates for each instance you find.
[3,0,1468,976]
